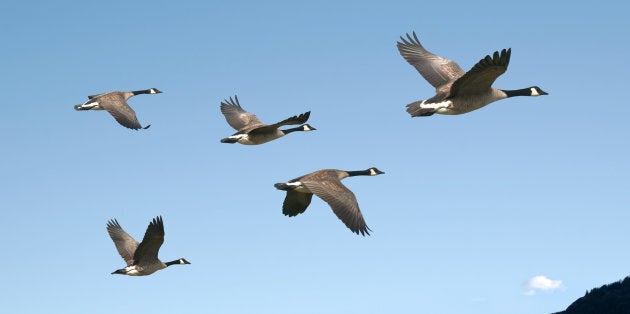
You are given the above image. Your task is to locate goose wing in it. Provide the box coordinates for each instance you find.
[281,190,314,217]
[397,32,466,89]
[106,219,139,266]
[220,96,265,132]
[87,91,113,100]
[450,48,511,96]
[133,216,165,265]
[249,111,310,135]
[97,93,144,130]
[301,179,371,236]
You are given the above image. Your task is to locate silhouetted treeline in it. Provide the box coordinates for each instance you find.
[553,276,630,314]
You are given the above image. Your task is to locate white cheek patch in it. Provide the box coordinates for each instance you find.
[530,87,540,96]
[303,125,312,131]
[369,169,377,176]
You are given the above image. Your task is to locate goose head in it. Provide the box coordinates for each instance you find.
[368,167,385,176]
[301,124,316,131]
[529,86,548,96]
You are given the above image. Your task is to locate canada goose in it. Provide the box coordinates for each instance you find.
[220,95,315,145]
[74,88,161,129]
[274,167,384,236]
[397,32,547,116]
[106,216,190,276]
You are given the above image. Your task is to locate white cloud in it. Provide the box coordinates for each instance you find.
[524,275,564,295]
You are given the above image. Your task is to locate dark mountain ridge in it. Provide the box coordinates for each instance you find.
[553,276,630,314]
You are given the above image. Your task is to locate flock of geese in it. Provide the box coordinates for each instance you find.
[75,32,548,276]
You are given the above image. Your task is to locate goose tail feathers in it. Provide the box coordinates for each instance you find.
[406,101,437,117]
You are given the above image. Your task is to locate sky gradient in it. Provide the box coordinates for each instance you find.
[1,1,629,313]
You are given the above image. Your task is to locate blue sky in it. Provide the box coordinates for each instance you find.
[1,1,628,313]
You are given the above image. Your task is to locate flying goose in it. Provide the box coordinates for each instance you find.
[274,167,384,236]
[219,95,315,145]
[397,32,547,116]
[107,216,190,276]
[74,88,161,129]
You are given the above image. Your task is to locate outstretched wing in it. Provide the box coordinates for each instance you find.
[302,179,371,236]
[97,93,144,130]
[450,48,511,97]
[133,216,165,265]
[106,219,139,266]
[220,95,264,132]
[397,32,465,89]
[249,111,310,135]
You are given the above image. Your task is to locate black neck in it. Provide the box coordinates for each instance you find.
[502,88,532,97]
[281,125,305,134]
[132,89,153,96]
[165,259,181,267]
[346,169,372,177]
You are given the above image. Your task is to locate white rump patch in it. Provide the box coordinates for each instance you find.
[286,181,309,192]
[80,101,102,110]
[229,134,248,142]
[125,266,141,276]
[421,99,452,112]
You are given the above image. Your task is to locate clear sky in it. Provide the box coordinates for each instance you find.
[1,1,628,313]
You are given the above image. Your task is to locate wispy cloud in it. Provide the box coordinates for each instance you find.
[524,275,564,295]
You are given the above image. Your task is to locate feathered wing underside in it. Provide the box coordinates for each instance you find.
[133,216,165,265]
[97,93,144,130]
[450,48,511,97]
[282,191,314,217]
[397,32,466,89]
[248,111,310,135]
[220,96,265,132]
[302,180,371,236]
[106,219,140,266]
